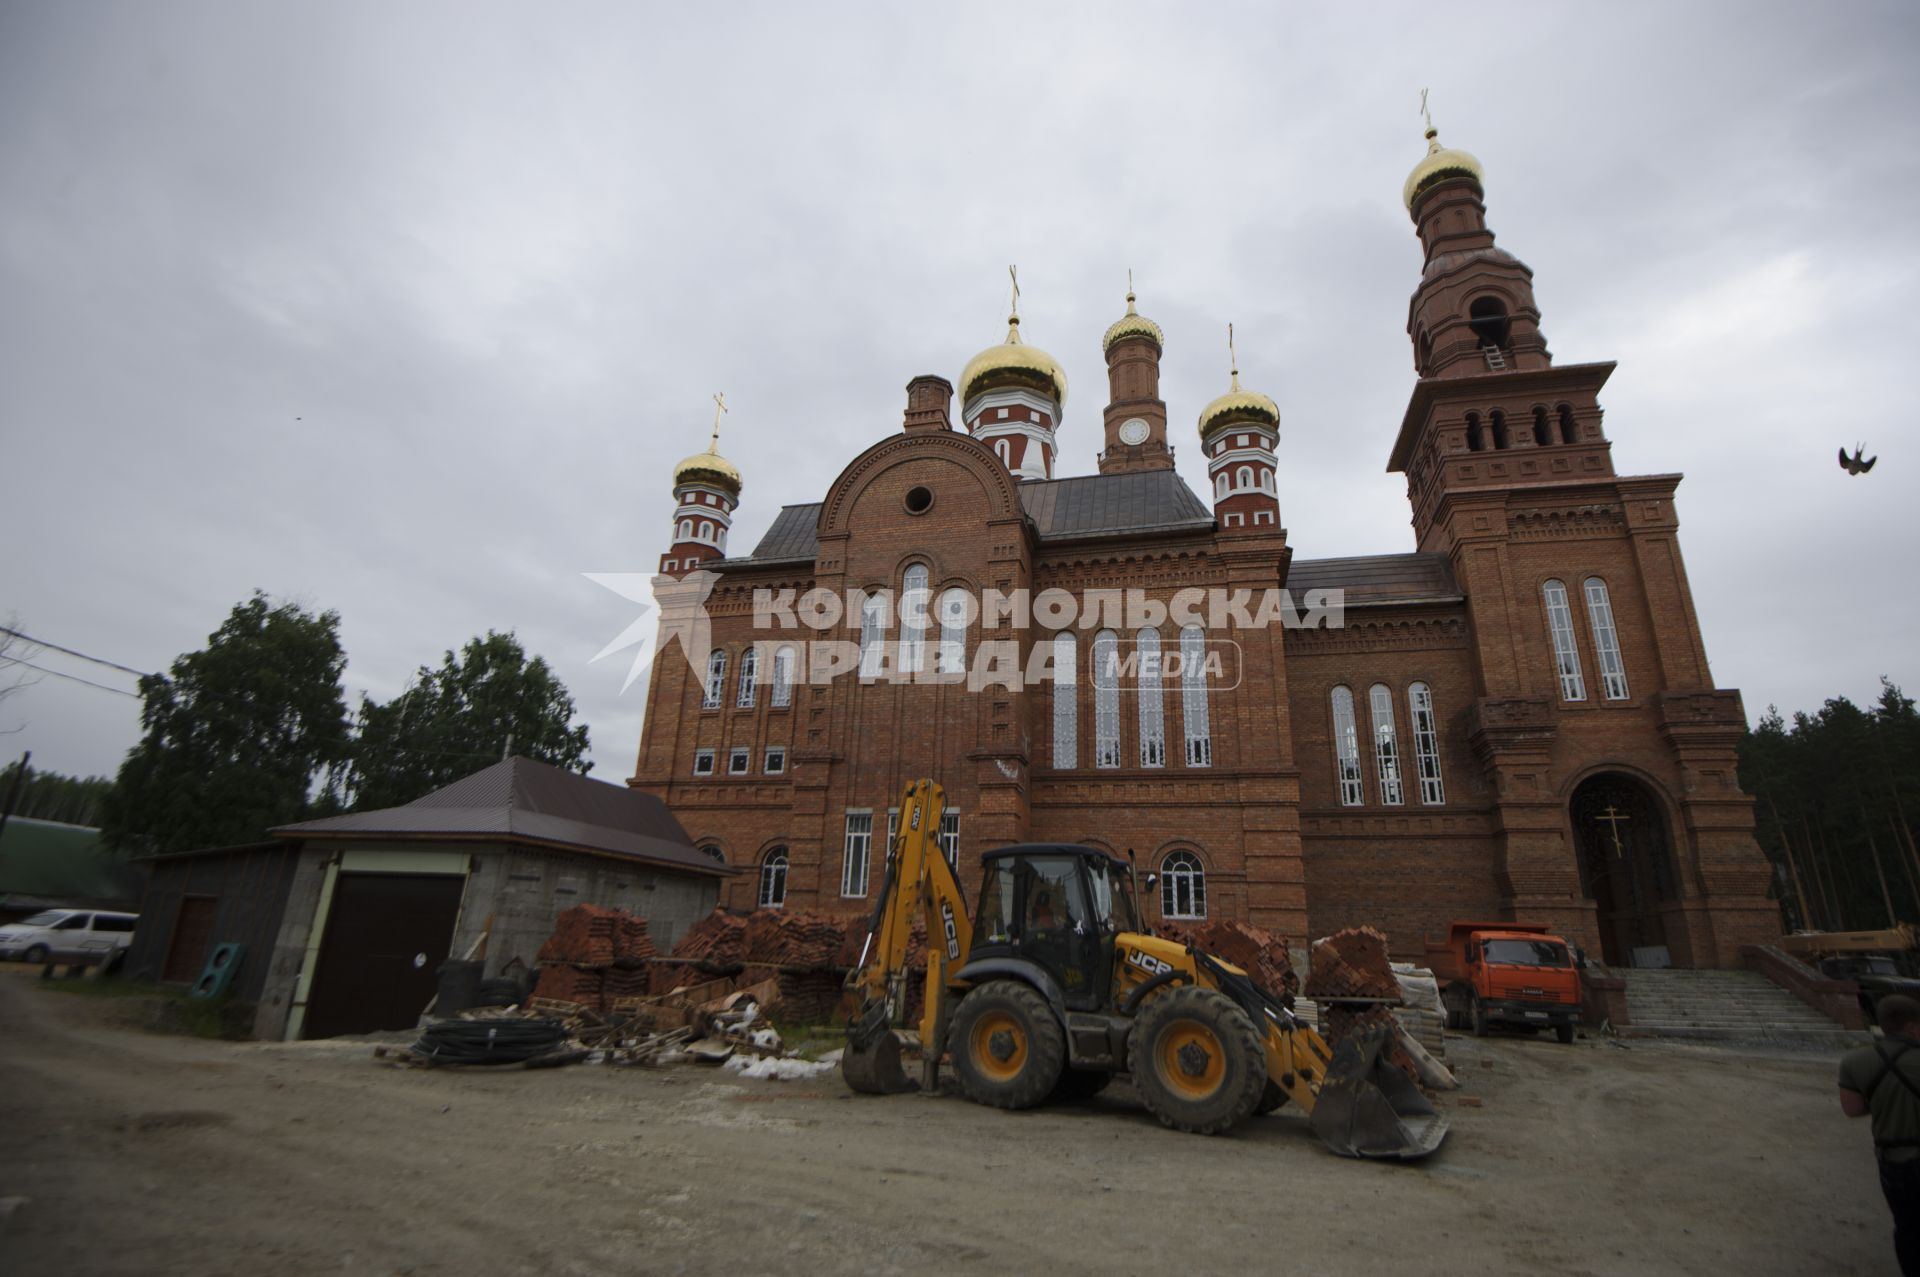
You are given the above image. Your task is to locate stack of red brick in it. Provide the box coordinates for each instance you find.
[1167,919,1298,1004]
[1303,926,1421,1085]
[531,904,658,1013]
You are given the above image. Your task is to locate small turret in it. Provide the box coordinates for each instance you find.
[661,394,741,576]
[958,267,1065,481]
[1098,276,1173,474]
[1198,326,1281,533]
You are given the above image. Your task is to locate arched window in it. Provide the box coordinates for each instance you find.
[1420,330,1434,372]
[858,590,887,678]
[1052,631,1077,768]
[900,565,929,674]
[1093,629,1121,769]
[1369,683,1404,805]
[1137,627,1165,768]
[1408,682,1445,805]
[1468,296,1510,349]
[1161,850,1206,919]
[936,588,969,675]
[1490,410,1510,450]
[1558,403,1578,444]
[736,646,758,707]
[771,645,796,707]
[699,844,725,864]
[1533,406,1552,446]
[1465,412,1484,453]
[702,649,727,709]
[758,849,788,909]
[700,520,714,539]
[994,438,1011,467]
[1236,465,1253,490]
[1583,577,1630,700]
[678,519,694,540]
[1261,468,1275,492]
[1331,686,1364,805]
[1215,472,1230,500]
[1542,580,1586,701]
[1180,625,1211,767]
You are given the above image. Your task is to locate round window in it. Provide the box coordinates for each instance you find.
[904,486,934,515]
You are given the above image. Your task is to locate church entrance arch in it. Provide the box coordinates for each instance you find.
[1570,772,1679,967]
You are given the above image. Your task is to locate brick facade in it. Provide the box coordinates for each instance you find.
[629,143,1779,970]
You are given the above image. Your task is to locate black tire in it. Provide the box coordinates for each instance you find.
[1254,1080,1288,1115]
[1049,1067,1115,1104]
[1556,1022,1576,1045]
[24,944,48,965]
[1470,994,1488,1038]
[947,982,1065,1111]
[1128,987,1267,1136]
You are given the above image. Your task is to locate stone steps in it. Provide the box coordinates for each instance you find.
[1620,968,1865,1044]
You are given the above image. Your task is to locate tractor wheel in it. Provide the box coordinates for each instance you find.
[1128,987,1267,1135]
[1049,1067,1115,1104]
[1254,1080,1288,1115]
[948,983,1065,1111]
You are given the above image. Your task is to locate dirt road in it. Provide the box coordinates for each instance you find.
[0,971,1895,1276]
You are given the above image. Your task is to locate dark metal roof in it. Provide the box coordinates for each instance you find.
[273,758,728,876]
[739,504,823,563]
[1285,553,1461,606]
[1019,470,1214,541]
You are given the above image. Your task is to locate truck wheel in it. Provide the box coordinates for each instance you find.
[948,983,1065,1110]
[1049,1067,1114,1104]
[24,944,48,965]
[1556,1022,1576,1045]
[1129,987,1267,1135]
[1470,994,1488,1038]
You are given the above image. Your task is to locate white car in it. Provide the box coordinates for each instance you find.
[0,909,139,965]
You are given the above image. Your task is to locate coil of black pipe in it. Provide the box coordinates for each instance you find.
[412,1017,570,1065]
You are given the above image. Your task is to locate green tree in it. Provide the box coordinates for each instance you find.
[0,761,114,827]
[336,631,591,811]
[100,592,350,855]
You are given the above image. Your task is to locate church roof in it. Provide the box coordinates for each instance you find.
[724,470,1216,567]
[1285,553,1461,606]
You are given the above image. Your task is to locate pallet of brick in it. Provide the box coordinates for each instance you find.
[1303,927,1401,1001]
[1191,919,1298,1002]
[537,904,620,966]
[670,908,751,967]
[532,965,604,1010]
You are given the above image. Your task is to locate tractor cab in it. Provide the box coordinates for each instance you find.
[966,845,1142,1012]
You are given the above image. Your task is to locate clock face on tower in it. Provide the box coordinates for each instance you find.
[1118,417,1150,446]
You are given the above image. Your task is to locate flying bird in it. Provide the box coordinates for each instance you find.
[1839,443,1877,476]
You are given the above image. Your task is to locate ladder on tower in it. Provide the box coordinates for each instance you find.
[1481,345,1507,370]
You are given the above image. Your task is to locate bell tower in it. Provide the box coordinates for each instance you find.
[661,394,741,577]
[1098,280,1173,474]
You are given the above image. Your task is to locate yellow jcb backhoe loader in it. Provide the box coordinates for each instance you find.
[841,779,1447,1159]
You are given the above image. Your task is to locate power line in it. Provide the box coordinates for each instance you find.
[3,658,141,698]
[0,627,150,679]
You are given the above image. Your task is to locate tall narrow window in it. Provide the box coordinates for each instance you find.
[1408,682,1445,805]
[1558,403,1578,444]
[1584,577,1630,700]
[1465,412,1484,452]
[736,646,758,707]
[1331,685,1364,806]
[1137,628,1165,768]
[1369,683,1404,806]
[1161,851,1206,919]
[1215,472,1229,500]
[1093,629,1121,769]
[1236,465,1253,491]
[1543,580,1586,701]
[702,650,726,709]
[936,588,968,675]
[938,810,961,870]
[1052,630,1077,769]
[841,811,873,897]
[1532,406,1552,446]
[1180,625,1211,767]
[771,645,796,707]
[1491,410,1510,450]
[678,519,693,540]
[858,591,887,678]
[900,565,929,674]
[759,849,788,909]
[995,438,1010,467]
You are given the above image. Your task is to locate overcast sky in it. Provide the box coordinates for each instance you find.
[2,2,1915,788]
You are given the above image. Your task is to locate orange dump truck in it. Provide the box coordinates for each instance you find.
[1424,921,1583,1044]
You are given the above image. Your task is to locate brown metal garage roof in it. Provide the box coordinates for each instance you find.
[272,758,730,876]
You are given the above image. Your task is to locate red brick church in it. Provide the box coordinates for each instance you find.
[628,121,1779,969]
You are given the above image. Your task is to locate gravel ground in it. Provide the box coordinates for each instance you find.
[0,967,1897,1276]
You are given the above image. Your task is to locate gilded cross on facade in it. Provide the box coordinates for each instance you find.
[1595,804,1631,858]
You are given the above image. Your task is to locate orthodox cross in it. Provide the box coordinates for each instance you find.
[1420,87,1432,134]
[1228,322,1240,382]
[1008,264,1021,321]
[1595,804,1631,858]
[709,392,727,450]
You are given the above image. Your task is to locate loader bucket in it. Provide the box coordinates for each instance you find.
[841,1018,919,1095]
[1307,1026,1449,1160]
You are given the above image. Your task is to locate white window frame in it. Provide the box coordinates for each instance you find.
[841,810,873,897]
[1408,682,1445,805]
[1215,472,1229,501]
[702,649,727,709]
[678,519,693,540]
[936,588,968,675]
[995,438,1011,467]
[692,748,716,776]
[1584,577,1630,700]
[736,646,758,707]
[1052,631,1077,768]
[1369,683,1405,806]
[857,590,888,678]
[900,565,929,675]
[1181,624,1211,767]
[758,850,788,909]
[1543,580,1587,701]
[1137,627,1166,768]
[771,645,796,707]
[1161,850,1207,919]
[1236,464,1253,491]
[764,746,786,775]
[939,810,961,869]
[727,747,751,775]
[1093,629,1121,769]
[1331,685,1364,806]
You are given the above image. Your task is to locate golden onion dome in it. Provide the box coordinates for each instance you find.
[672,447,741,495]
[1102,290,1164,354]
[1403,125,1484,211]
[1197,369,1280,441]
[959,315,1068,407]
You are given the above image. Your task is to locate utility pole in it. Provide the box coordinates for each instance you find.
[0,749,31,846]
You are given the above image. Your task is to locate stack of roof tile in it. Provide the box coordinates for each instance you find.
[531,905,660,1013]
[531,964,604,1008]
[742,910,852,971]
[1303,927,1401,1001]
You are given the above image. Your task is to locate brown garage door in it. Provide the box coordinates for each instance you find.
[301,872,465,1039]
[163,896,219,983]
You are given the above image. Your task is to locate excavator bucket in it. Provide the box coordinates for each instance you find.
[1307,1026,1449,1160]
[840,1029,918,1094]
